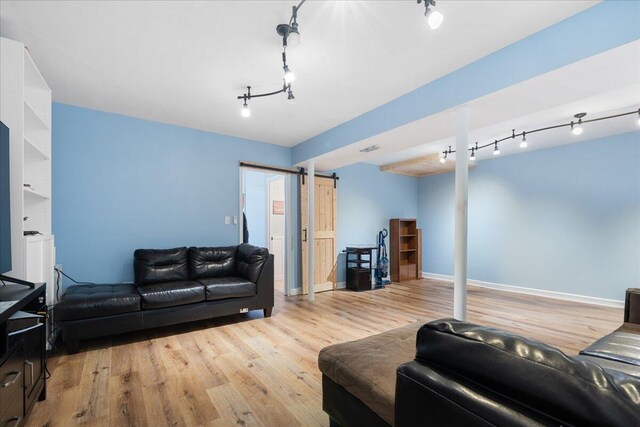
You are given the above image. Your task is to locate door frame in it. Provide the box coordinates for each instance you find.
[266,175,286,283]
[239,167,293,296]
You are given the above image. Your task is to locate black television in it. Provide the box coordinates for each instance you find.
[0,121,33,288]
[0,121,10,275]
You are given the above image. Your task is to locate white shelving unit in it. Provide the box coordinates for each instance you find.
[0,37,55,307]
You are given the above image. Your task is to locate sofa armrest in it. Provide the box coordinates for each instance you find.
[624,288,640,324]
[256,254,274,312]
[401,319,640,426]
[396,361,500,427]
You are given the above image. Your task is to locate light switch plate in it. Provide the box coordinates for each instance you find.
[233,216,238,225]
[224,216,231,225]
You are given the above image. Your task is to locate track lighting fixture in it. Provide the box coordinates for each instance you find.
[571,112,586,135]
[520,132,528,149]
[440,107,638,161]
[237,1,306,116]
[237,0,447,115]
[418,0,443,30]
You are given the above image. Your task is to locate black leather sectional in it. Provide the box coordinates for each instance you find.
[56,244,274,353]
[320,288,640,427]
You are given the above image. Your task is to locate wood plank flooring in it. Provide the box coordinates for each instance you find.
[27,279,623,427]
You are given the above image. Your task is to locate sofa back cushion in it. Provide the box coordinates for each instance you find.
[134,247,189,285]
[188,246,237,279]
[415,319,640,426]
[236,243,269,283]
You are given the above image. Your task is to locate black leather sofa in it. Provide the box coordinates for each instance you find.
[320,288,640,427]
[396,319,640,426]
[57,244,274,353]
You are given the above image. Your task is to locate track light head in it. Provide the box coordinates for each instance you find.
[277,21,300,48]
[571,112,586,135]
[287,88,295,101]
[420,0,443,30]
[439,152,447,164]
[283,65,296,84]
[288,22,300,47]
[241,101,250,118]
[493,141,500,156]
[637,108,640,126]
[520,132,528,149]
[470,148,476,161]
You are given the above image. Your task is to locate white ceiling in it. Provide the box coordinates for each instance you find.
[311,40,640,171]
[0,1,597,146]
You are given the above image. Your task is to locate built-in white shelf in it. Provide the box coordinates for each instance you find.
[24,99,49,131]
[24,50,50,92]
[24,136,49,160]
[23,186,50,200]
[2,36,55,311]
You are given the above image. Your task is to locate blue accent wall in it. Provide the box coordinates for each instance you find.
[418,132,640,301]
[333,163,418,283]
[52,103,291,284]
[292,1,640,164]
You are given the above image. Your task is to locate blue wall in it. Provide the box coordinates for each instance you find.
[333,163,418,283]
[52,103,291,284]
[418,132,640,301]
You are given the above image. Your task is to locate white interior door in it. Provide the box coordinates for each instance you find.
[268,177,286,290]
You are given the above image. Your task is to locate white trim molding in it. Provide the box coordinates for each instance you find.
[289,287,302,296]
[422,272,624,308]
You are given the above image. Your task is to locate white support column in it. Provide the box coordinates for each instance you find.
[307,161,315,302]
[454,105,469,321]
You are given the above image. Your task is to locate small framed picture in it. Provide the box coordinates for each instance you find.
[273,200,285,215]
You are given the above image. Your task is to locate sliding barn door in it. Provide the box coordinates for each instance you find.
[300,176,337,294]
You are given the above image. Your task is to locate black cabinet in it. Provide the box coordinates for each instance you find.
[0,283,46,426]
[345,245,377,292]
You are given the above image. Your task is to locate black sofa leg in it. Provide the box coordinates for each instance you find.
[264,307,273,318]
[66,338,80,354]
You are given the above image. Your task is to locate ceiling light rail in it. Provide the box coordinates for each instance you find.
[236,0,306,117]
[440,108,640,161]
[237,0,443,117]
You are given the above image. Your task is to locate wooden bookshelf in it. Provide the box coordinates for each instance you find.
[389,218,421,282]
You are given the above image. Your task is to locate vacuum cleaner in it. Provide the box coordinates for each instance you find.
[374,228,391,288]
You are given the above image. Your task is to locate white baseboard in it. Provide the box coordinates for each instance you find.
[288,282,345,295]
[288,287,302,296]
[421,272,624,308]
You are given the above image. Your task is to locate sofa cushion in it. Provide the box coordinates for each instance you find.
[137,280,205,309]
[415,319,640,426]
[56,283,141,321]
[134,247,189,285]
[197,277,256,301]
[188,246,237,279]
[575,355,640,378]
[236,243,269,283]
[580,330,640,366]
[318,321,423,425]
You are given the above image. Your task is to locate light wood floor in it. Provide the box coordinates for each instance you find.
[27,279,623,427]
